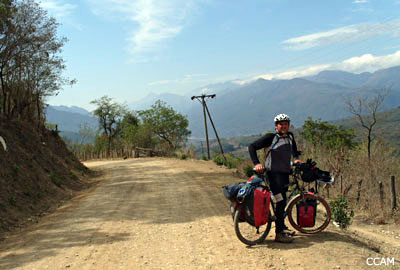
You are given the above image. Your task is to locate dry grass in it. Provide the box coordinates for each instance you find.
[300,140,399,224]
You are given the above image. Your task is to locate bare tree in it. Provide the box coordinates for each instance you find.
[344,89,388,161]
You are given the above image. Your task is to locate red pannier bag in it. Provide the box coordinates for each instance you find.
[253,187,271,227]
[296,199,317,227]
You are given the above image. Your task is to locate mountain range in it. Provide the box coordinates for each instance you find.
[47,66,400,140]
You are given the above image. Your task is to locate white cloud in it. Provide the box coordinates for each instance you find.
[87,0,204,58]
[353,0,368,3]
[337,50,400,73]
[39,0,77,18]
[283,21,400,50]
[149,73,208,86]
[237,50,400,83]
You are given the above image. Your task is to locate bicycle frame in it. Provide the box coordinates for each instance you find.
[256,166,332,219]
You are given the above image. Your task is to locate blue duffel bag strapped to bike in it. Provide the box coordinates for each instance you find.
[222,176,263,202]
[222,182,246,202]
[222,176,271,227]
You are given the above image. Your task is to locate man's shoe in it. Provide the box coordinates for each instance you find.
[275,232,294,243]
[283,228,296,236]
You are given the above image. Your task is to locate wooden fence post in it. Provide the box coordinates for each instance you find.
[379,181,384,209]
[344,184,353,198]
[391,176,397,215]
[356,179,363,204]
[340,176,343,195]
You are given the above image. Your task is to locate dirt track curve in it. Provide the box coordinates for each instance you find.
[0,158,398,270]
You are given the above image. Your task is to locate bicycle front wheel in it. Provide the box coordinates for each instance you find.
[233,205,272,246]
[286,193,331,234]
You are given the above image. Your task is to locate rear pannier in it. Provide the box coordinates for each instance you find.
[223,176,271,227]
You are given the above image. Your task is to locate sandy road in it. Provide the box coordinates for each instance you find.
[0,158,397,270]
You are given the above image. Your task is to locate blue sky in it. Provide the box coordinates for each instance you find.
[42,0,400,111]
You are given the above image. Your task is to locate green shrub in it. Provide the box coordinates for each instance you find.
[23,189,32,197]
[244,164,254,177]
[180,153,187,160]
[202,155,208,161]
[8,195,16,206]
[50,172,61,187]
[329,195,354,229]
[13,165,19,176]
[213,154,225,166]
[212,153,243,169]
[70,172,78,180]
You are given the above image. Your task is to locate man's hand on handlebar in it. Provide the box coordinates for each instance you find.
[254,164,265,174]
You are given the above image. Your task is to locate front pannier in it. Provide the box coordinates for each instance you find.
[296,198,317,227]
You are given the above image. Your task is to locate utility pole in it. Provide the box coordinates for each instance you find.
[191,94,225,161]
[204,101,225,158]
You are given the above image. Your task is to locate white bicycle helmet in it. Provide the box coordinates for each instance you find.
[274,113,290,124]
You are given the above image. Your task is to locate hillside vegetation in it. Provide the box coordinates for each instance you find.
[0,118,93,236]
[0,1,93,236]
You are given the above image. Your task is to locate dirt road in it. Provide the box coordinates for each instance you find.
[0,158,398,269]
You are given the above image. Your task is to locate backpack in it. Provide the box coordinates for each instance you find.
[296,198,317,227]
[264,132,298,173]
[263,132,295,155]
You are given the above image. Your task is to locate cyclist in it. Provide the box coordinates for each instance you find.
[248,113,302,243]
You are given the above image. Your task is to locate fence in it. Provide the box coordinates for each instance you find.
[133,147,165,158]
[351,175,398,216]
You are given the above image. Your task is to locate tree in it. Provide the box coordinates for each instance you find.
[123,123,154,149]
[301,117,357,178]
[90,96,127,156]
[0,1,13,35]
[0,0,73,122]
[301,117,357,151]
[78,122,97,145]
[138,100,191,151]
[344,90,387,161]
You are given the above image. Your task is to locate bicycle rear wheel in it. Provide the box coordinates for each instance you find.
[233,205,272,246]
[286,193,331,234]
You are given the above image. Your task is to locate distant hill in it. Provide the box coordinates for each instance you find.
[50,105,91,116]
[305,70,372,88]
[124,66,400,138]
[214,106,400,160]
[48,66,400,141]
[45,106,98,143]
[333,106,400,149]
[46,106,97,133]
[306,66,400,90]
